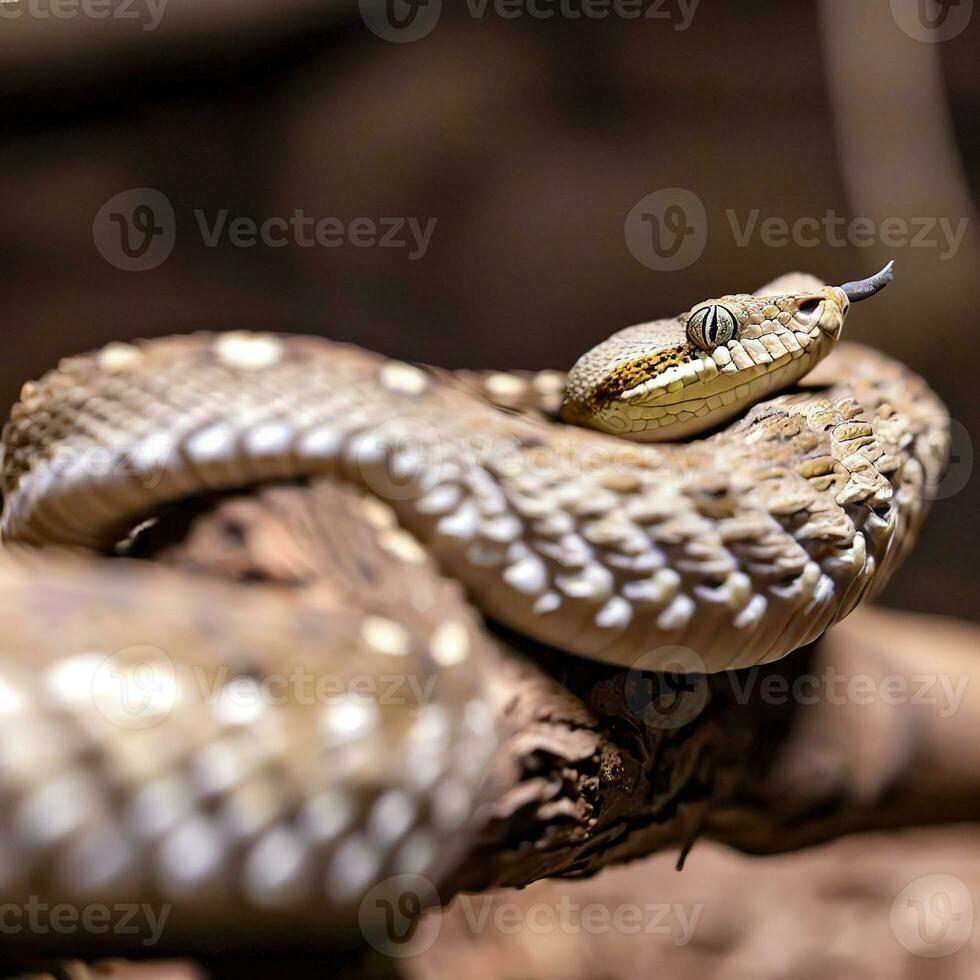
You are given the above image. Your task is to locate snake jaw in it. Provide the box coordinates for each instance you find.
[563,281,864,442]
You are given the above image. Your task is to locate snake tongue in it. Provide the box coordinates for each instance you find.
[839,260,894,302]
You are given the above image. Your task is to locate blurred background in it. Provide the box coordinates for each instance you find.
[1,0,976,620]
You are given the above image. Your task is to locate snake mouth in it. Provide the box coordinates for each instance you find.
[620,330,825,409]
[591,344,824,440]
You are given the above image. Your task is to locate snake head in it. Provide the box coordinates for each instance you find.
[561,266,891,442]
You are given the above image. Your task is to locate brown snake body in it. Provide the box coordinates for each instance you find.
[0,272,949,946]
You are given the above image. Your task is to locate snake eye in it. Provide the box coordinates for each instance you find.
[687,304,738,351]
[798,298,821,316]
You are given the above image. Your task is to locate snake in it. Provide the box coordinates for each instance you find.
[0,266,949,949]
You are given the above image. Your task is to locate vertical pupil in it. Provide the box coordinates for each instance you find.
[689,305,735,349]
[705,307,719,345]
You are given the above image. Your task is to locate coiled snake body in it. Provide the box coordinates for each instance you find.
[0,270,949,946]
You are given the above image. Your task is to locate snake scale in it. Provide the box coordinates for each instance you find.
[0,269,949,948]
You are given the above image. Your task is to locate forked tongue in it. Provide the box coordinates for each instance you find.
[839,260,894,302]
